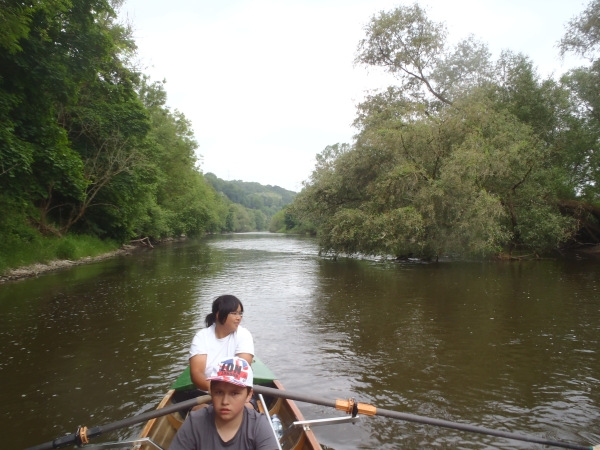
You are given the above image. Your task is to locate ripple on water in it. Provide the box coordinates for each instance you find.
[1,237,599,449]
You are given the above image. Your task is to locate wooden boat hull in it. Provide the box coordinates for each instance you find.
[139,360,320,450]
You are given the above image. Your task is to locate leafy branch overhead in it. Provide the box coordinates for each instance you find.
[355,4,493,108]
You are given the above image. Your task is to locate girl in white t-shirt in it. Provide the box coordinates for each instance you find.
[189,295,254,391]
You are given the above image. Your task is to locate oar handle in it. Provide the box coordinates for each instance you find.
[251,385,595,450]
[27,435,76,450]
[335,398,377,416]
[26,394,211,450]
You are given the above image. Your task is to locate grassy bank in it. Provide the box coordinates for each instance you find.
[0,232,120,275]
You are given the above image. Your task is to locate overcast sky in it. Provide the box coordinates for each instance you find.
[119,0,589,192]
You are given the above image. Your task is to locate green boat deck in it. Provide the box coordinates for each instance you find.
[170,356,277,391]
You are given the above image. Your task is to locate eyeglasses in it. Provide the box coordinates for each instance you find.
[229,311,244,317]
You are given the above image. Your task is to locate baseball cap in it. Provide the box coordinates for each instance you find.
[207,357,253,387]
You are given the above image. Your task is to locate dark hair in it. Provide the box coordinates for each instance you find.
[205,295,244,327]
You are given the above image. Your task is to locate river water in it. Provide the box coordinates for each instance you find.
[1,233,599,449]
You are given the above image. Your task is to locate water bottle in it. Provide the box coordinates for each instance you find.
[271,414,283,439]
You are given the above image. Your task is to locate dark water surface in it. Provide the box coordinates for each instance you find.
[1,233,599,449]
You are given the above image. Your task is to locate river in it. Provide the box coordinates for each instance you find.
[1,233,599,449]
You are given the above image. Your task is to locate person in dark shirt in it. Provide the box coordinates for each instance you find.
[170,357,278,450]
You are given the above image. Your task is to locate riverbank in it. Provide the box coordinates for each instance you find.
[0,235,191,284]
[0,245,138,284]
[3,237,597,285]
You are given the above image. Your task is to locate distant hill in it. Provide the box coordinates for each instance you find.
[204,173,296,219]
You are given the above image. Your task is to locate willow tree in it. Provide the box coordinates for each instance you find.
[292,4,587,259]
[552,0,600,244]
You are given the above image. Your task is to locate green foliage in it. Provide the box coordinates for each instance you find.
[132,78,226,238]
[284,210,297,230]
[0,0,96,203]
[268,206,316,234]
[205,172,296,220]
[294,94,565,257]
[203,172,297,233]
[0,2,34,54]
[0,0,143,234]
[231,204,255,232]
[55,238,78,260]
[253,209,267,231]
[0,195,119,273]
[355,3,492,108]
[0,1,233,252]
[268,210,285,232]
[0,194,38,245]
[559,0,600,59]
[292,3,600,258]
[218,203,271,232]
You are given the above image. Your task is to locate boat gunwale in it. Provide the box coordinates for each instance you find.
[273,380,321,450]
[139,382,321,450]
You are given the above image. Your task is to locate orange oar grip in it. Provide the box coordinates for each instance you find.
[335,398,377,416]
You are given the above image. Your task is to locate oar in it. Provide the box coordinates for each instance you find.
[252,385,598,450]
[26,394,211,450]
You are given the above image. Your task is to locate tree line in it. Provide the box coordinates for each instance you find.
[0,0,290,271]
[204,173,296,231]
[290,1,600,259]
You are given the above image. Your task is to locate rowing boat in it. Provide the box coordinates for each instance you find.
[28,360,596,450]
[138,357,321,450]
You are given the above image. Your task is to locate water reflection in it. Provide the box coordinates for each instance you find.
[309,259,600,448]
[0,235,598,449]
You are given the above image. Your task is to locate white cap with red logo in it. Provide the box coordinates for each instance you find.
[206,356,253,387]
